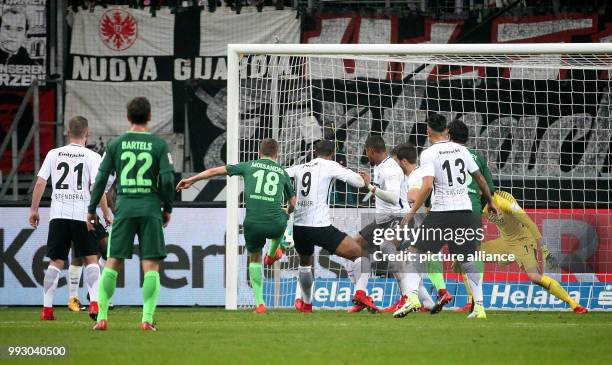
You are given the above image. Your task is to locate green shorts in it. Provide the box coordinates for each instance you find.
[243,217,287,253]
[107,216,166,260]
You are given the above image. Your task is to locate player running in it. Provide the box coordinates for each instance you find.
[394,114,498,319]
[285,140,373,313]
[29,116,109,321]
[176,138,296,314]
[88,97,175,331]
[473,190,588,314]
[350,135,413,313]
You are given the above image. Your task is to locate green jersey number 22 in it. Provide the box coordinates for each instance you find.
[120,151,153,186]
[252,169,279,196]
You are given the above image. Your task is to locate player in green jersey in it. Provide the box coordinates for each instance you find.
[448,120,494,313]
[176,138,297,313]
[87,97,175,331]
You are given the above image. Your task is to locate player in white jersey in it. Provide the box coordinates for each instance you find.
[29,116,110,321]
[393,114,498,319]
[285,140,375,313]
[350,135,415,313]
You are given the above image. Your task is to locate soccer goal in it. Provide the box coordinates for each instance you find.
[225,43,612,311]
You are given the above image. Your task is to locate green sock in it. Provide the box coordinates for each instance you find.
[97,268,118,321]
[249,263,264,305]
[266,238,281,258]
[426,260,446,291]
[142,271,160,323]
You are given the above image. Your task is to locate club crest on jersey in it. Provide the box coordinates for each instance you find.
[99,9,138,51]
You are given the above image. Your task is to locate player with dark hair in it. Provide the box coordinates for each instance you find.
[394,114,498,319]
[447,119,494,313]
[176,138,296,314]
[88,97,175,331]
[285,140,369,312]
[348,135,411,313]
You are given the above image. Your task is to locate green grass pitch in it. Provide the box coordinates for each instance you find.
[1,307,611,365]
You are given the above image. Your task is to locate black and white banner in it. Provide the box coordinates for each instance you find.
[65,6,300,173]
[0,0,47,87]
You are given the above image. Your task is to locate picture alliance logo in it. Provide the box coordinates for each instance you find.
[99,9,138,51]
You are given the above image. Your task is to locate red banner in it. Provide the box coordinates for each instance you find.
[0,89,55,172]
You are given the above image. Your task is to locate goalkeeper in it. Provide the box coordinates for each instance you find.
[176,138,296,314]
[463,190,588,314]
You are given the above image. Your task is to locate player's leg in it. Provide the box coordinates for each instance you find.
[137,216,168,329]
[243,220,272,313]
[394,212,450,318]
[349,222,378,312]
[72,220,102,320]
[93,221,109,269]
[94,217,134,330]
[518,245,587,314]
[41,219,71,320]
[141,259,161,330]
[68,251,83,312]
[292,226,316,312]
[456,237,485,319]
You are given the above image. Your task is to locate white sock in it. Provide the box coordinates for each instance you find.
[68,265,82,298]
[43,266,62,308]
[353,256,371,293]
[418,274,435,309]
[298,266,313,304]
[462,261,483,306]
[84,264,100,302]
[98,257,106,270]
[381,242,411,295]
[404,252,424,295]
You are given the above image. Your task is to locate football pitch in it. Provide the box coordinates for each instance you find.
[0,308,611,365]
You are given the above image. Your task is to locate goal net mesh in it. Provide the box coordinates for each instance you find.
[235,52,612,311]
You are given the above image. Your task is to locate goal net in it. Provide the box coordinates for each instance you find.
[226,44,612,311]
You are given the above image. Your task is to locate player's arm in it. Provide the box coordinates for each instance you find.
[361,170,401,204]
[465,149,497,215]
[157,144,176,227]
[87,149,114,231]
[328,162,365,188]
[176,166,228,191]
[29,177,47,228]
[29,151,53,228]
[283,171,297,215]
[514,205,542,241]
[406,175,433,216]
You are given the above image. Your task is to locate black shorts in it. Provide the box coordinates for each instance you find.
[92,221,109,241]
[359,216,402,246]
[47,219,98,261]
[412,210,480,258]
[293,225,348,256]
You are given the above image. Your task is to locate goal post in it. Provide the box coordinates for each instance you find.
[225,43,612,311]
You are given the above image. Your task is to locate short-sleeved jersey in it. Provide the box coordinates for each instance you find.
[420,140,479,212]
[226,158,295,223]
[38,144,102,222]
[286,158,361,227]
[465,147,494,213]
[406,167,427,226]
[373,156,408,222]
[484,191,542,241]
[94,131,174,219]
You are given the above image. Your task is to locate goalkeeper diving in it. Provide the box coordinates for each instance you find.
[467,191,588,314]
